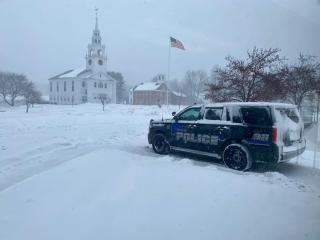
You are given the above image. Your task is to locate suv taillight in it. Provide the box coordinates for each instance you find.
[273,127,277,144]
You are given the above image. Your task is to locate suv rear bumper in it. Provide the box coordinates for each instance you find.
[279,139,306,162]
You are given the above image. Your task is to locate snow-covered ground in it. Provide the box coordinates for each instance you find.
[0,104,319,240]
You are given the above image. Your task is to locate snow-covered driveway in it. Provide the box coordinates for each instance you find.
[0,104,319,240]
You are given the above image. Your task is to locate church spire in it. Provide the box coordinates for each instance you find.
[95,8,99,31]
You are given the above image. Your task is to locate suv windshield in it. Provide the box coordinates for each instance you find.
[240,107,273,126]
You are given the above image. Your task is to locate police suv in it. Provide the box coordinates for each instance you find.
[148,102,306,171]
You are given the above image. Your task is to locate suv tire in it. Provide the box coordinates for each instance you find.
[152,133,169,154]
[223,144,252,171]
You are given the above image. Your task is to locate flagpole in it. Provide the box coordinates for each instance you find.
[167,37,171,106]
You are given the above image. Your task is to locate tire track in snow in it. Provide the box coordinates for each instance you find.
[0,142,104,192]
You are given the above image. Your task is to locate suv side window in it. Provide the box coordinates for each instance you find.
[232,106,242,123]
[240,107,273,126]
[178,107,201,121]
[204,107,223,120]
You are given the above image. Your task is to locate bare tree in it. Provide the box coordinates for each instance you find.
[98,93,111,111]
[0,72,28,106]
[22,81,42,113]
[286,54,320,109]
[108,71,126,103]
[206,47,286,102]
[182,70,208,103]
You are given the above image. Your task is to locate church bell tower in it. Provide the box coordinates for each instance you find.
[86,8,107,73]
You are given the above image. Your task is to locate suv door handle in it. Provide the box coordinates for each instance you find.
[217,126,229,131]
[188,124,198,129]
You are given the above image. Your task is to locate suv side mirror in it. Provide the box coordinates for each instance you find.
[172,111,176,116]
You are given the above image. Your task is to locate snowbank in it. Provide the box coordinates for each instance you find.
[0,104,319,240]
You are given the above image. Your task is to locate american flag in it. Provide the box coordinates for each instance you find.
[170,37,185,50]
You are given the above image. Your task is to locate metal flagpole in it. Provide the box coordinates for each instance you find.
[167,37,171,106]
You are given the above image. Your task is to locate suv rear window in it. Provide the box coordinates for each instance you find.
[276,108,299,123]
[240,107,273,126]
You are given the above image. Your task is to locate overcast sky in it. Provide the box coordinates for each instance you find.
[0,0,320,91]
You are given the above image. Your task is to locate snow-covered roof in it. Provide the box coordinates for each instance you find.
[134,82,164,91]
[60,69,85,78]
[49,69,116,82]
[49,69,88,79]
[172,91,187,97]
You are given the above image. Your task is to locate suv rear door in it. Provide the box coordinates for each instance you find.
[238,106,274,145]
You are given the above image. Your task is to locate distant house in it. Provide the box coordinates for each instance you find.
[129,82,188,105]
[48,12,116,105]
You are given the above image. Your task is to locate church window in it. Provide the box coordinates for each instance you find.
[57,83,59,92]
[94,82,97,88]
[64,81,66,91]
[72,81,74,91]
[98,60,103,65]
[105,83,107,88]
[82,81,85,87]
[88,59,92,65]
[50,82,52,92]
[90,49,94,56]
[98,50,102,56]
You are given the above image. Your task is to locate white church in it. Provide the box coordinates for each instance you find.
[48,11,117,104]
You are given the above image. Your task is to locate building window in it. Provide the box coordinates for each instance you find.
[98,50,102,56]
[88,59,92,65]
[94,82,97,88]
[72,81,74,91]
[105,83,107,88]
[98,60,103,65]
[50,82,52,92]
[82,81,85,87]
[57,82,59,92]
[64,81,66,91]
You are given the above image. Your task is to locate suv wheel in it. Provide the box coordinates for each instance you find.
[223,144,252,171]
[152,133,169,154]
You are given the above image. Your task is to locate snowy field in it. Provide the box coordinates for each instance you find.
[0,104,320,240]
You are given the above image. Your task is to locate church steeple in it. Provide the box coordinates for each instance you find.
[95,8,99,31]
[86,8,107,72]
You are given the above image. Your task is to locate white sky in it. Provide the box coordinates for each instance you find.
[0,0,319,89]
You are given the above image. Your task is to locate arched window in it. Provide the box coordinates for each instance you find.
[98,50,102,56]
[90,49,94,56]
[98,60,103,65]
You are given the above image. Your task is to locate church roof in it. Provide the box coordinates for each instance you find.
[49,68,116,81]
[49,68,89,79]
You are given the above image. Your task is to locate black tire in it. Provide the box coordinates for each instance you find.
[223,144,252,171]
[152,133,169,154]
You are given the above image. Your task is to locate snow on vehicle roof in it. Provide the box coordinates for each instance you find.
[134,82,164,91]
[204,102,296,108]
